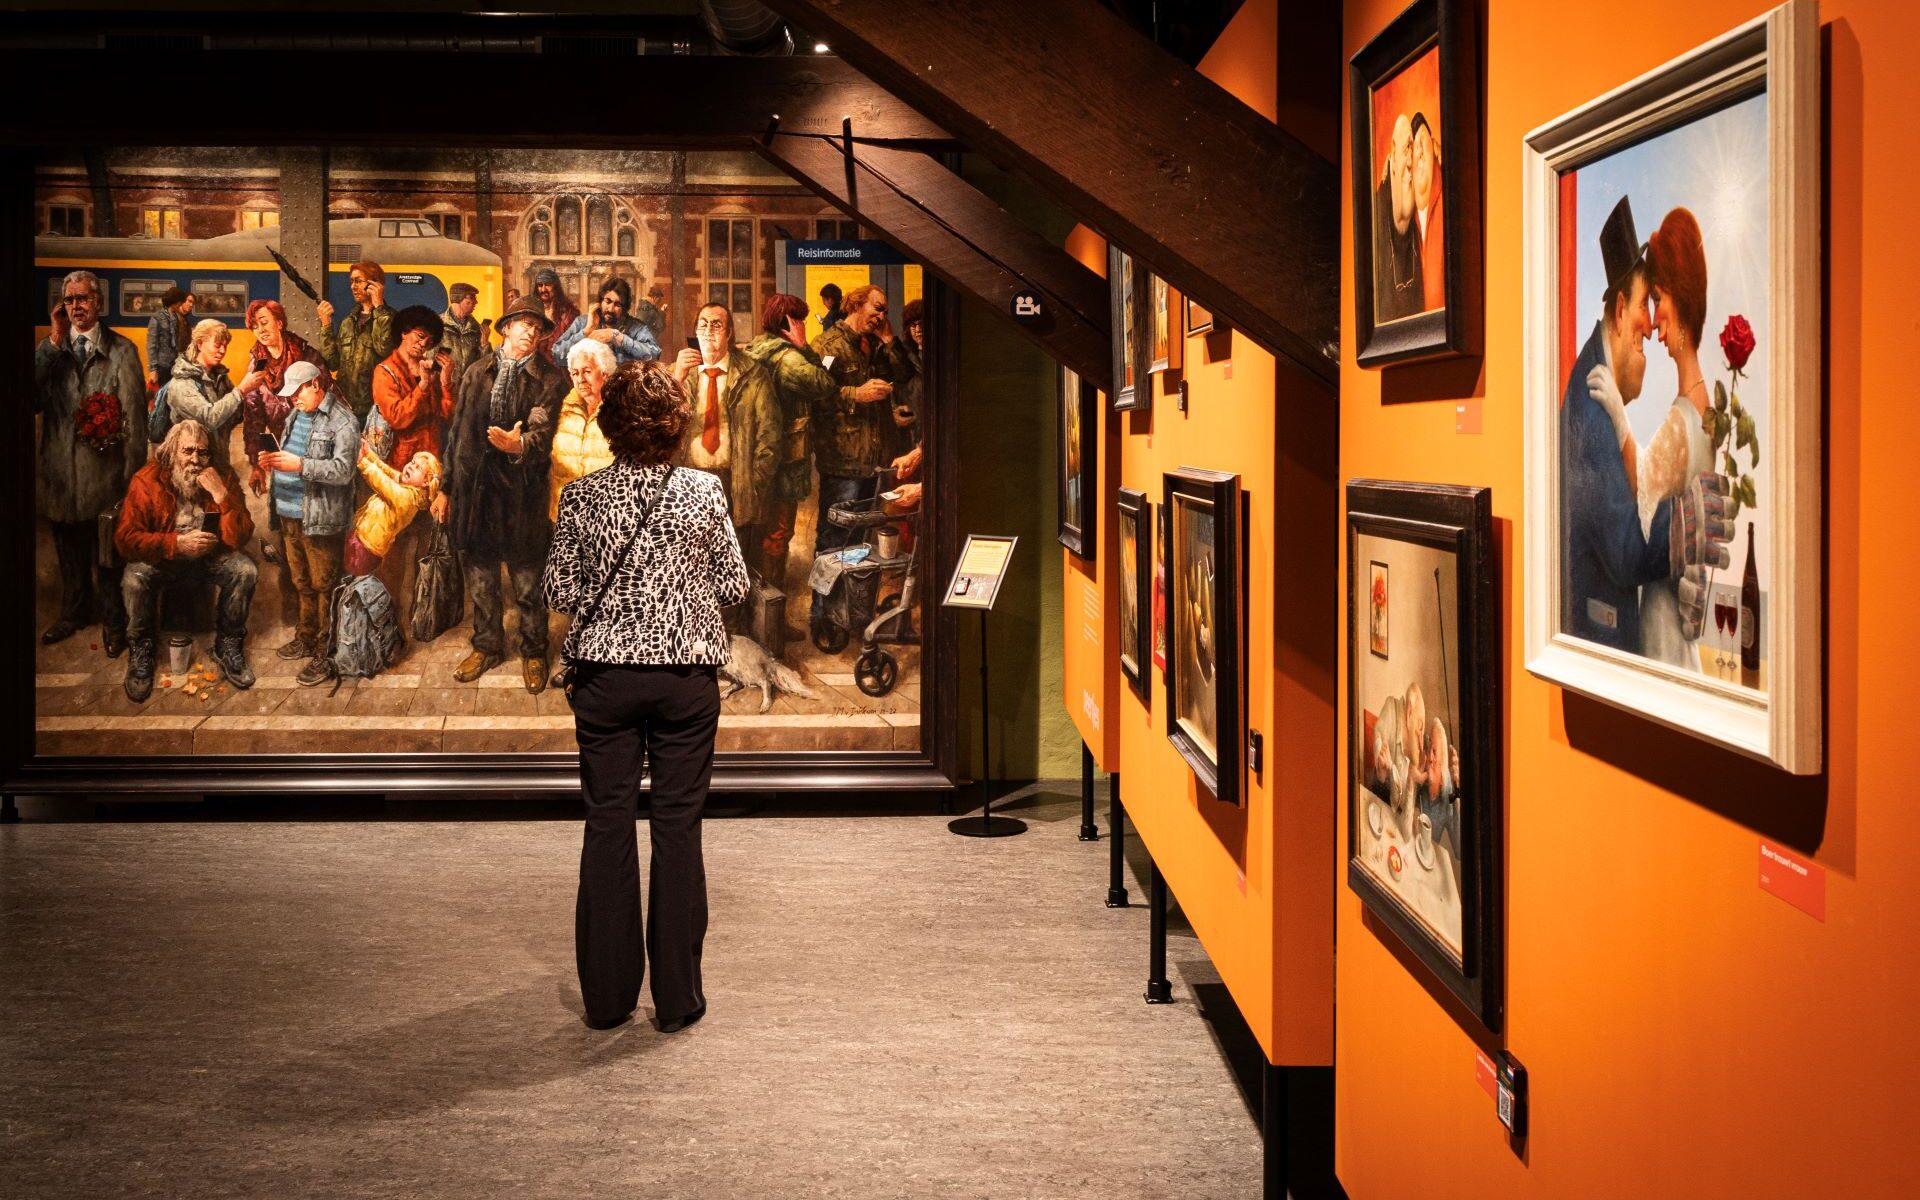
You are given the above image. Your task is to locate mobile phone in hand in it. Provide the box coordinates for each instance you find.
[201,511,222,536]
[258,433,279,455]
[686,336,700,350]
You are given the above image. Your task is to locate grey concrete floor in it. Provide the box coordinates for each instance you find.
[0,786,1265,1199]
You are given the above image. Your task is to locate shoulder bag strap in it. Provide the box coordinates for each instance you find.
[565,465,676,655]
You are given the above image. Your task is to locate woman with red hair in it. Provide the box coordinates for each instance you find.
[1634,206,1714,666]
[240,299,331,496]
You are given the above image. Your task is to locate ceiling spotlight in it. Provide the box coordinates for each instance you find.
[813,41,830,53]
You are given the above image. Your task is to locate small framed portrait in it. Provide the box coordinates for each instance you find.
[1148,273,1181,373]
[1164,467,1243,806]
[1369,560,1390,657]
[1348,0,1482,367]
[1521,0,1820,773]
[1057,364,1098,559]
[1184,294,1214,338]
[1347,478,1500,1032]
[1116,488,1151,698]
[1110,246,1150,412]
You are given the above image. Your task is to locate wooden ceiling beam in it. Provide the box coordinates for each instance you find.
[758,0,1341,384]
[759,132,1114,392]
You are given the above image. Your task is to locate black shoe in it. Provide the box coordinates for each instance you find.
[123,639,155,703]
[40,619,79,645]
[657,1003,706,1034]
[585,1010,633,1031]
[103,628,127,659]
[212,636,255,690]
[276,636,312,660]
[295,657,333,688]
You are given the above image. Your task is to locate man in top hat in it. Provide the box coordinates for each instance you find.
[530,268,579,367]
[431,292,564,692]
[1560,195,1729,653]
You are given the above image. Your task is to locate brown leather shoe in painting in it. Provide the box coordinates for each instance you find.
[102,628,127,658]
[276,636,312,660]
[522,657,547,694]
[453,650,503,684]
[40,619,79,646]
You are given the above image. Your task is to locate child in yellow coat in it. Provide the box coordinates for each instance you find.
[346,446,441,578]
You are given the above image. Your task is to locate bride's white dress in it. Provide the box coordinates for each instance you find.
[1636,394,1712,669]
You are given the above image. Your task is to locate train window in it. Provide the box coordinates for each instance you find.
[46,204,85,237]
[379,220,400,238]
[190,279,249,316]
[425,212,461,241]
[120,279,178,317]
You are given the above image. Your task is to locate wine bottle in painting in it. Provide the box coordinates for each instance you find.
[1740,521,1760,681]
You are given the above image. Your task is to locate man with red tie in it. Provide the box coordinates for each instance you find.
[670,303,780,575]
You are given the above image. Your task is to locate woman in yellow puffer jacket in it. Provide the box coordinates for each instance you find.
[549,339,618,521]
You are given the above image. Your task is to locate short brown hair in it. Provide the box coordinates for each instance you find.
[598,361,690,465]
[761,291,808,336]
[350,260,385,284]
[842,283,883,314]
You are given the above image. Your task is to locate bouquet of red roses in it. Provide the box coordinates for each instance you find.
[75,391,124,454]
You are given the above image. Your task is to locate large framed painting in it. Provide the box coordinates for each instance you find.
[1522,0,1820,774]
[11,134,960,795]
[1164,467,1242,806]
[1109,246,1149,414]
[1348,0,1482,367]
[1057,364,1097,559]
[1116,486,1150,700]
[1347,478,1500,1032]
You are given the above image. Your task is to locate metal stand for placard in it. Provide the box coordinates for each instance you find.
[949,609,1026,838]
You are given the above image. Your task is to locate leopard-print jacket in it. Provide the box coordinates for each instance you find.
[543,460,749,665]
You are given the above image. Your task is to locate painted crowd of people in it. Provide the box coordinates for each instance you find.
[37,265,927,704]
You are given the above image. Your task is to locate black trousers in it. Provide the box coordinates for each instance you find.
[571,662,721,1026]
[49,519,126,635]
[466,552,548,658]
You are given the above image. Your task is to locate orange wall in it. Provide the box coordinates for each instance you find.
[1074,0,1337,1066]
[1337,0,1917,1194]
[1061,226,1120,769]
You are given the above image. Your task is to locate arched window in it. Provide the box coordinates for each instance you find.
[528,204,551,257]
[556,196,582,256]
[616,227,635,257]
[587,194,612,256]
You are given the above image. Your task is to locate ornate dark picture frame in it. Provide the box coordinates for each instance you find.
[1345,478,1500,1032]
[1056,363,1098,559]
[1163,467,1241,806]
[1109,245,1149,413]
[1348,0,1483,367]
[1115,486,1150,699]
[0,56,964,798]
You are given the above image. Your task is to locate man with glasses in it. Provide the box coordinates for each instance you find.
[35,269,147,653]
[671,303,780,572]
[553,276,661,367]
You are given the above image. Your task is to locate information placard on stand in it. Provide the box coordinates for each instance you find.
[943,535,1025,837]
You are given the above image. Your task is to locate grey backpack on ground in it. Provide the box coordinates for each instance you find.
[327,574,401,685]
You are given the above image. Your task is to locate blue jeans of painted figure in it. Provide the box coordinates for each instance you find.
[808,472,878,626]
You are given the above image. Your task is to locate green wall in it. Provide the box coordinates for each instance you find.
[951,157,1081,782]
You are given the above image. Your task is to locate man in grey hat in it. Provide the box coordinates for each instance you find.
[432,294,564,692]
[1559,196,1730,653]
[256,359,359,687]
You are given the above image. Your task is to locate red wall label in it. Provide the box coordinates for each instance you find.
[1474,1050,1498,1099]
[1758,841,1826,922]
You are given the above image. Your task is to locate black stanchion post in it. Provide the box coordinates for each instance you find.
[1145,857,1172,1004]
[949,608,1026,838]
[1106,771,1129,907]
[1078,741,1099,841]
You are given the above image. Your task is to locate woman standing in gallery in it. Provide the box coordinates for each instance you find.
[544,360,749,1033]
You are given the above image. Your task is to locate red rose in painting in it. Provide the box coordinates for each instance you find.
[76,391,124,453]
[1371,575,1387,612]
[1719,314,1755,373]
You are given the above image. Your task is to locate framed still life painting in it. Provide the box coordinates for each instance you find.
[1521,0,1820,774]
[1057,364,1098,559]
[1348,0,1482,367]
[1164,467,1242,806]
[1116,487,1150,700]
[1347,479,1500,1032]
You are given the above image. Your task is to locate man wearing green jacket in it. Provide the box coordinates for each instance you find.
[316,259,396,420]
[742,292,838,597]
